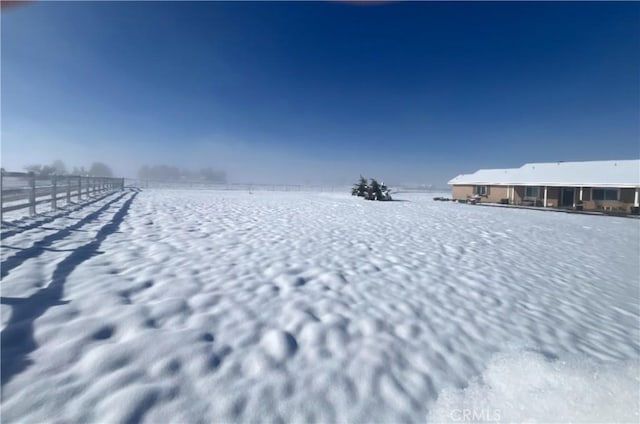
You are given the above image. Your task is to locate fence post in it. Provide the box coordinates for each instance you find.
[67,176,71,204]
[78,176,82,201]
[29,172,36,216]
[85,176,89,198]
[51,174,57,210]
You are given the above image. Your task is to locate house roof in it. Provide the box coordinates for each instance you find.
[448,159,640,187]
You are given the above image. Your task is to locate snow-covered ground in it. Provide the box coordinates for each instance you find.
[1,189,639,423]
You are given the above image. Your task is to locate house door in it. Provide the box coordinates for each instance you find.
[560,188,575,207]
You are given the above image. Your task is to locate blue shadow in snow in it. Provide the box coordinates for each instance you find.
[1,191,118,242]
[0,192,129,280]
[0,190,138,388]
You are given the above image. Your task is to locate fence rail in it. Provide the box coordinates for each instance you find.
[1,171,125,221]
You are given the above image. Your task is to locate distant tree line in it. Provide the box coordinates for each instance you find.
[23,160,114,177]
[138,165,226,183]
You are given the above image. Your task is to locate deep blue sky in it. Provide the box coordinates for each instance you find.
[2,1,639,185]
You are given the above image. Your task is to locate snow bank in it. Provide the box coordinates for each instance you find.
[428,347,639,423]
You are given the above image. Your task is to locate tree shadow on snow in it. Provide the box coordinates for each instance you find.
[0,190,138,388]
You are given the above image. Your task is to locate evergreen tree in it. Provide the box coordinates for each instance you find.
[368,178,382,201]
[351,175,392,201]
[352,175,368,197]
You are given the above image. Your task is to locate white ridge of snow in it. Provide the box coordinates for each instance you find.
[1,189,638,423]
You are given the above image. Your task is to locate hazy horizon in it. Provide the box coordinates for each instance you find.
[2,1,639,187]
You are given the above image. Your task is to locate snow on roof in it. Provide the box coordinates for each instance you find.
[448,159,640,187]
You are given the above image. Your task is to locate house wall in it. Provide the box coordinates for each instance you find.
[546,187,560,207]
[513,186,525,204]
[452,184,638,212]
[452,185,474,200]
[452,185,548,204]
[481,186,509,203]
[452,185,509,202]
[581,187,637,212]
[514,186,544,206]
[621,188,636,204]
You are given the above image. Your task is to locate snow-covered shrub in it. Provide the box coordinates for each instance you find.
[379,181,392,201]
[351,176,392,201]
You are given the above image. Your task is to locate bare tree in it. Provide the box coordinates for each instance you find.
[71,166,88,176]
[24,164,55,176]
[88,162,113,177]
[52,159,68,175]
[138,164,226,182]
[199,167,226,183]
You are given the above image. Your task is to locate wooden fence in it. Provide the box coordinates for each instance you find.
[1,171,125,221]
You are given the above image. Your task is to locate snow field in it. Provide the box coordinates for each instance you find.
[1,189,638,423]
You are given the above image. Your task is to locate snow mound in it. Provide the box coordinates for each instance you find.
[428,348,640,423]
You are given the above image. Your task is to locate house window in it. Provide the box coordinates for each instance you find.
[591,188,619,201]
[524,186,540,198]
[474,185,488,196]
